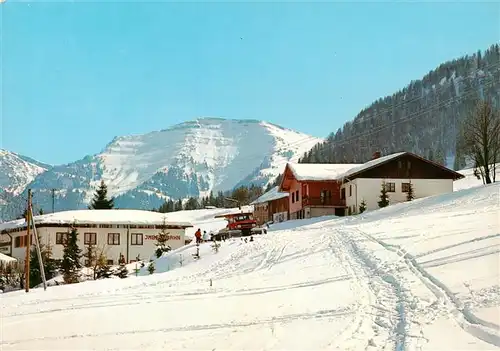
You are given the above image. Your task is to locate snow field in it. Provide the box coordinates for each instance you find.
[0,183,498,350]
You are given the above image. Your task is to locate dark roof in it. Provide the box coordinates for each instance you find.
[337,152,465,180]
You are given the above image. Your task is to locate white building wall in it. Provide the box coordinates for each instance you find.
[343,178,453,213]
[8,225,186,265]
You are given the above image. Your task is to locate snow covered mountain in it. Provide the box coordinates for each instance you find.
[0,118,322,219]
[0,150,50,206]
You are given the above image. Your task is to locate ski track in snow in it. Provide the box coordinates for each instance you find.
[348,226,500,349]
[1,184,498,350]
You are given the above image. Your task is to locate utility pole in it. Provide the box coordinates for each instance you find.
[51,189,56,213]
[25,189,32,292]
[30,201,47,291]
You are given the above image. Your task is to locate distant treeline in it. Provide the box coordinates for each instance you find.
[154,184,264,213]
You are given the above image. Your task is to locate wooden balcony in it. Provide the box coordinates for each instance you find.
[302,196,346,207]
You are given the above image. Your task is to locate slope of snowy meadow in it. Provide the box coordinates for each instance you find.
[454,164,500,191]
[0,184,498,350]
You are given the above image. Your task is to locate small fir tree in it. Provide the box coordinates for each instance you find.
[147,260,155,274]
[359,199,367,214]
[29,235,58,288]
[95,254,112,279]
[89,180,114,209]
[116,265,128,278]
[115,253,128,278]
[60,228,82,284]
[378,181,390,208]
[406,182,415,201]
[155,220,172,258]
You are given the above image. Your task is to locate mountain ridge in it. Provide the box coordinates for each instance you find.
[0,118,322,220]
[299,44,500,168]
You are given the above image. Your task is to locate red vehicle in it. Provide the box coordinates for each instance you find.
[214,211,266,239]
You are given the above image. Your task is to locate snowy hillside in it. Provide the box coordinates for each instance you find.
[1,118,321,219]
[1,183,498,350]
[454,163,500,191]
[0,149,49,205]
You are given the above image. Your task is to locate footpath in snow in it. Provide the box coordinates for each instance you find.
[0,184,498,350]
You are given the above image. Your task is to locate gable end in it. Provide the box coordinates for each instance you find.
[346,153,464,180]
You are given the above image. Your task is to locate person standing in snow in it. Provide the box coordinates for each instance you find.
[195,228,202,244]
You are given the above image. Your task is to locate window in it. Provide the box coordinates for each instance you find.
[84,259,90,267]
[14,235,34,248]
[295,190,299,201]
[349,185,352,197]
[84,232,97,245]
[131,233,143,246]
[320,190,331,198]
[402,182,411,193]
[56,232,68,245]
[386,182,396,192]
[107,259,114,265]
[108,233,120,245]
[292,192,295,203]
[341,188,346,200]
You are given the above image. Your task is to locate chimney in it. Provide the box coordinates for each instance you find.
[372,151,381,160]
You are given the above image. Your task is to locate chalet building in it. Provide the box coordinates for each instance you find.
[0,210,193,266]
[339,151,465,214]
[250,186,289,225]
[279,163,361,220]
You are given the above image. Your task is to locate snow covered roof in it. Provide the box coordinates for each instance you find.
[213,205,255,218]
[0,252,16,263]
[337,152,406,180]
[0,209,193,233]
[250,186,289,205]
[337,152,465,180]
[287,163,362,181]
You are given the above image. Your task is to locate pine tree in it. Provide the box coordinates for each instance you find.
[95,253,112,279]
[184,197,199,210]
[406,181,415,201]
[89,180,114,209]
[359,199,367,214]
[147,260,155,274]
[115,253,128,278]
[155,220,172,258]
[377,181,390,208]
[175,199,183,211]
[29,235,58,288]
[434,148,446,166]
[60,228,82,284]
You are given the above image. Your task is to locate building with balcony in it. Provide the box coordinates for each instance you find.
[279,162,361,220]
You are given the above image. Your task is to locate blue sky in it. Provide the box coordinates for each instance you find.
[1,1,499,165]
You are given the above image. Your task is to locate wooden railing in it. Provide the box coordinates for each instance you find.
[302,197,345,207]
